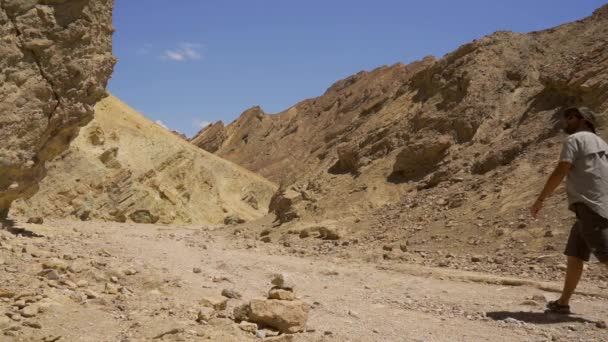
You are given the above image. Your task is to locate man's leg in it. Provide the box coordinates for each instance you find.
[558,256,585,305]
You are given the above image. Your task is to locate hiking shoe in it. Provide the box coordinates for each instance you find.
[545,300,571,314]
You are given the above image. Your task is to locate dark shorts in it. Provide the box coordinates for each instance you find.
[564,203,608,262]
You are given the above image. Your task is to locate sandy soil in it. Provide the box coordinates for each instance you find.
[1,219,607,342]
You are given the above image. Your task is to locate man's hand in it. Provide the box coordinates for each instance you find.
[531,199,543,218]
[530,161,571,219]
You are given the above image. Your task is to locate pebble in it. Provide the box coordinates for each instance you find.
[271,273,295,290]
[21,305,39,318]
[193,268,202,274]
[42,336,62,342]
[124,269,137,276]
[238,322,257,334]
[256,329,266,338]
[196,307,215,322]
[596,320,607,329]
[23,321,42,329]
[85,290,100,299]
[221,289,242,299]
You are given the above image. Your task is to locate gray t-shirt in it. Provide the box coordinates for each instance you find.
[560,131,608,219]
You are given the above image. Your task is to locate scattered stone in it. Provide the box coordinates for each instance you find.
[0,316,12,330]
[271,273,295,291]
[193,268,202,274]
[27,217,43,224]
[224,215,245,225]
[196,307,215,323]
[531,294,549,303]
[21,305,39,318]
[84,290,100,299]
[248,299,310,333]
[544,231,555,238]
[0,289,15,298]
[520,300,539,306]
[268,289,295,301]
[8,313,22,322]
[77,280,88,288]
[299,230,310,239]
[382,245,393,251]
[153,328,185,339]
[104,283,119,294]
[42,258,68,271]
[261,236,272,243]
[221,289,242,299]
[23,321,42,329]
[39,269,61,281]
[42,336,62,342]
[596,320,607,329]
[238,321,257,334]
[265,335,294,342]
[199,296,227,311]
[471,256,483,262]
[124,269,138,276]
[503,317,524,325]
[233,303,251,323]
[129,210,159,224]
[399,244,408,252]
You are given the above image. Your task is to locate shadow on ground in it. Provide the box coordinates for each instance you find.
[486,311,595,325]
[1,219,44,238]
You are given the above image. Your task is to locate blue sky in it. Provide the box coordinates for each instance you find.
[108,0,606,137]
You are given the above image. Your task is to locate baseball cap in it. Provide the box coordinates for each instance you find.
[564,106,598,133]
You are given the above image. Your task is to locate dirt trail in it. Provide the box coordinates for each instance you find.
[1,220,607,341]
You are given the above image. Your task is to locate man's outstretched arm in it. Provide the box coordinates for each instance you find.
[531,161,572,218]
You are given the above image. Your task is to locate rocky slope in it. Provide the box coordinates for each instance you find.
[0,0,116,219]
[12,95,277,225]
[192,5,608,224]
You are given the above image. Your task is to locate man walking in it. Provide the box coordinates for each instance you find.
[531,106,608,314]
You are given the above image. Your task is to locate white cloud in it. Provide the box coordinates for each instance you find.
[162,42,203,62]
[155,120,169,129]
[195,119,211,129]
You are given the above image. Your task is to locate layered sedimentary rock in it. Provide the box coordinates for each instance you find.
[0,0,116,218]
[13,95,277,225]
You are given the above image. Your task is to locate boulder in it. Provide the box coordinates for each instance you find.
[271,273,296,291]
[224,214,245,225]
[392,136,452,180]
[99,147,121,169]
[196,307,215,323]
[269,188,301,223]
[0,0,116,217]
[233,303,251,323]
[248,299,310,334]
[129,209,159,224]
[26,217,43,224]
[331,142,360,173]
[268,289,295,301]
[199,296,228,311]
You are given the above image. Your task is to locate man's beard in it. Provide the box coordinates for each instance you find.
[564,125,577,134]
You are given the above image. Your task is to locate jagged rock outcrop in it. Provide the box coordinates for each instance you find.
[0,0,116,218]
[12,95,277,225]
[192,5,608,221]
[191,121,227,153]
